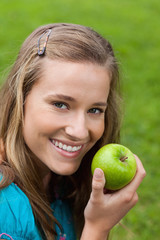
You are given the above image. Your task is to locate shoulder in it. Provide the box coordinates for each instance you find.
[0,178,42,240]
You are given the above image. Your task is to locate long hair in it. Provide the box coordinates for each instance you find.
[0,23,121,239]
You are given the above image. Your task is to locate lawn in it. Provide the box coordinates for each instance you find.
[0,0,159,239]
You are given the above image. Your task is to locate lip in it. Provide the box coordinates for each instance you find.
[50,138,84,158]
[51,138,85,146]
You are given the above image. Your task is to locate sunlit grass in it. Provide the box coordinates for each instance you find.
[0,0,159,239]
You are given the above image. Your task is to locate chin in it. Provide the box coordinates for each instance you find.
[50,164,80,176]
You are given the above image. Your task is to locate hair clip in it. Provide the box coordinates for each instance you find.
[37,29,52,56]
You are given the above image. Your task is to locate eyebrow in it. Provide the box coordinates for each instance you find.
[46,94,107,107]
[46,94,76,102]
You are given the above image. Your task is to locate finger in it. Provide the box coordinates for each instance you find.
[91,168,106,201]
[121,155,146,193]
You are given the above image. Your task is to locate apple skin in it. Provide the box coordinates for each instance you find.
[91,144,137,190]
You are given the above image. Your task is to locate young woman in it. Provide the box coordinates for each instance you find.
[0,23,146,240]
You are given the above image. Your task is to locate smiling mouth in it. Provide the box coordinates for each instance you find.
[51,140,82,153]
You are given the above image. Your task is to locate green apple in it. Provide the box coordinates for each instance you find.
[91,144,137,190]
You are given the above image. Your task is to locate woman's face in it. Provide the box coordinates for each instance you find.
[23,59,110,176]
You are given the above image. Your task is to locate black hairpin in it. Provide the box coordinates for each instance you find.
[37,29,52,56]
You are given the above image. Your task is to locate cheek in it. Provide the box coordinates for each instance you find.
[92,120,105,142]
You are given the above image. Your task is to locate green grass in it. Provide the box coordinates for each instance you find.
[0,0,160,239]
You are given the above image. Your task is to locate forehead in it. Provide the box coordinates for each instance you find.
[34,58,111,101]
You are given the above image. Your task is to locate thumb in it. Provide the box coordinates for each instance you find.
[91,168,105,200]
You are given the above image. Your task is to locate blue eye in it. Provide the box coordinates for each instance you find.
[54,102,68,109]
[88,108,104,114]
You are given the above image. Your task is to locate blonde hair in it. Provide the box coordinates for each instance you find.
[0,23,121,239]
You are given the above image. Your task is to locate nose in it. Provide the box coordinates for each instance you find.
[65,113,89,140]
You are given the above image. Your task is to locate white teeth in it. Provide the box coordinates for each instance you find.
[59,142,63,148]
[62,144,67,150]
[52,140,82,152]
[67,146,72,152]
[72,146,77,151]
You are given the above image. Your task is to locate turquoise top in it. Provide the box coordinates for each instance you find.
[0,177,76,240]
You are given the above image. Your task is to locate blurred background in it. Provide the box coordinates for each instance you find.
[0,0,159,239]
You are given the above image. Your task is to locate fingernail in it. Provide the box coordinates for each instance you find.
[94,168,103,179]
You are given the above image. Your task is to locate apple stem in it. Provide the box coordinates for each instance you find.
[120,156,128,162]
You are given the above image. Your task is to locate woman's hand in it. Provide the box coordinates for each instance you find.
[81,155,146,240]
